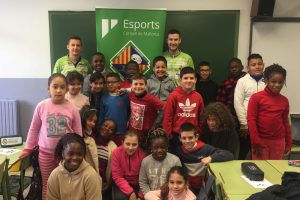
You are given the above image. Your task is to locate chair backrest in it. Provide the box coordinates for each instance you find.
[19,155,32,193]
[0,158,6,183]
[1,159,11,200]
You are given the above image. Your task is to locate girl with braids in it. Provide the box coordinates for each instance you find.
[140,128,181,197]
[47,133,102,200]
[200,102,240,159]
[145,166,196,200]
[248,64,292,160]
[79,105,99,172]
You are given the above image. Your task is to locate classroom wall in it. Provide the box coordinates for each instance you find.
[0,0,298,138]
[252,0,300,114]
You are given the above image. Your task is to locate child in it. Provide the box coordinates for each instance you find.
[195,61,218,105]
[53,35,92,77]
[120,60,140,92]
[83,52,107,95]
[177,122,233,194]
[216,57,246,115]
[21,73,82,200]
[100,72,130,146]
[65,71,89,110]
[145,166,196,200]
[79,105,99,172]
[95,119,118,198]
[112,131,147,200]
[163,67,204,153]
[139,128,181,197]
[147,56,176,102]
[234,53,265,159]
[200,102,240,159]
[248,64,292,160]
[86,71,105,116]
[47,133,102,200]
[129,73,165,144]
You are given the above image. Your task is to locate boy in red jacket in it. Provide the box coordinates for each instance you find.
[163,67,204,153]
[128,73,165,146]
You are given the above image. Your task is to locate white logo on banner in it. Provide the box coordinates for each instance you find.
[102,19,118,38]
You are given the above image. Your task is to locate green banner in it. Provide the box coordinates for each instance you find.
[96,8,166,78]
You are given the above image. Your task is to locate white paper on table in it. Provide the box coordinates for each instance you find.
[0,148,21,155]
[241,175,273,189]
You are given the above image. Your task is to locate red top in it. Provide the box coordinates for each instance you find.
[247,86,292,150]
[112,145,147,197]
[120,80,132,92]
[128,92,164,141]
[163,86,204,137]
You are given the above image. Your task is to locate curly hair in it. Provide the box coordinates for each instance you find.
[55,133,86,161]
[146,128,169,150]
[201,102,236,133]
[264,64,286,82]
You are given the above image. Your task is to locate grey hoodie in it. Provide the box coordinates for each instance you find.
[147,74,176,102]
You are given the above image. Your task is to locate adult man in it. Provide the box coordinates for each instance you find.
[53,36,92,77]
[163,29,194,85]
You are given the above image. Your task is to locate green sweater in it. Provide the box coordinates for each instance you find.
[53,55,92,77]
[163,50,194,86]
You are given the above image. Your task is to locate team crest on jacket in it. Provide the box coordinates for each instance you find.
[178,98,196,117]
[110,40,150,80]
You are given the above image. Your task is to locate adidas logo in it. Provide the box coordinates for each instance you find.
[102,19,118,38]
[179,98,196,112]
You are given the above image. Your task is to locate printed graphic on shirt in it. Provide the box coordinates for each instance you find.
[148,167,167,190]
[178,98,196,117]
[130,102,145,130]
[46,112,68,137]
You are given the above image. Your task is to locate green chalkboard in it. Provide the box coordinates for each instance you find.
[165,11,239,82]
[49,11,97,70]
[49,10,239,82]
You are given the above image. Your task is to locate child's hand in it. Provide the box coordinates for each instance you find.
[19,151,30,159]
[284,148,291,157]
[239,128,249,138]
[116,88,126,95]
[102,182,109,192]
[129,192,137,200]
[201,156,212,165]
[252,144,264,157]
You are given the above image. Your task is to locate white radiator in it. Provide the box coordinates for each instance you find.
[0,99,19,136]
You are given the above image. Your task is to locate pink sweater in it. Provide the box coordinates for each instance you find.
[25,98,82,154]
[65,92,89,111]
[112,145,147,197]
[144,189,196,200]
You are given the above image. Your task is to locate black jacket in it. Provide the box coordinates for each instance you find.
[247,172,300,200]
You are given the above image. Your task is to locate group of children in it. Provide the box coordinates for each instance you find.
[21,35,292,200]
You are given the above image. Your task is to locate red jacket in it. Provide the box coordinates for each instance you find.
[163,87,204,137]
[112,145,147,197]
[128,92,164,141]
[247,86,292,150]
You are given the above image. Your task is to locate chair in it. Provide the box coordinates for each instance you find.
[0,158,10,200]
[8,154,32,200]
